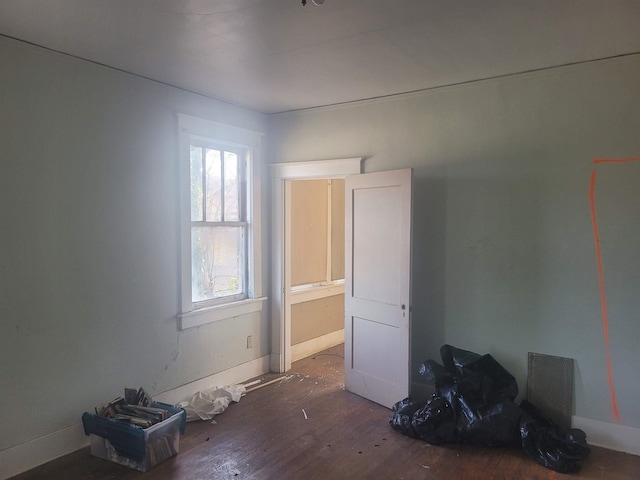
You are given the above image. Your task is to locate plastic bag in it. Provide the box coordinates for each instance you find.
[423,345,522,447]
[519,400,590,473]
[411,394,456,444]
[389,345,590,473]
[179,385,246,422]
[438,345,519,406]
[389,398,422,439]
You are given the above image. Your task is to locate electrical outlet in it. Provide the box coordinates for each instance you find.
[246,335,253,349]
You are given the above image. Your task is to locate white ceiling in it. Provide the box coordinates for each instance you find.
[1,0,640,114]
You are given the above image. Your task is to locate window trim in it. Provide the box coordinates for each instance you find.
[178,114,265,329]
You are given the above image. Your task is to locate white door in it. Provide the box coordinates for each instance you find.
[345,168,412,408]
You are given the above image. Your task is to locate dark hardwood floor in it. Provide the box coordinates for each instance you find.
[11,344,640,479]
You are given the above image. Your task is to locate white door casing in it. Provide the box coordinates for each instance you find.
[345,168,413,408]
[269,158,362,373]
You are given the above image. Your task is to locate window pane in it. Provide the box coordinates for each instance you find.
[224,151,239,221]
[190,146,203,221]
[205,149,222,222]
[191,226,244,302]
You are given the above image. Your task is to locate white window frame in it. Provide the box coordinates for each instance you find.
[178,114,266,330]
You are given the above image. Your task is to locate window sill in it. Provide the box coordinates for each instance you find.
[290,283,344,305]
[178,297,267,330]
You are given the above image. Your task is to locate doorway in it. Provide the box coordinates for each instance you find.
[269,158,362,373]
[287,178,345,363]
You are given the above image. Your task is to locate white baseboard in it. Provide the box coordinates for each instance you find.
[572,415,640,456]
[291,329,344,362]
[0,355,271,480]
[154,355,271,405]
[0,423,88,480]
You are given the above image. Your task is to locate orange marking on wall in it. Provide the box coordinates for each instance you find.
[593,157,640,164]
[589,169,621,422]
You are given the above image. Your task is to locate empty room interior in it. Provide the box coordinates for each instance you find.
[2,1,640,479]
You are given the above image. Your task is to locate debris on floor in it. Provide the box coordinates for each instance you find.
[244,375,293,393]
[179,385,246,422]
[178,375,292,423]
[389,345,590,473]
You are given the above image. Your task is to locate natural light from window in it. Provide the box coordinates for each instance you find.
[189,143,247,303]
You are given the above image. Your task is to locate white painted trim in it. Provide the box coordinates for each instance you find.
[270,158,362,375]
[0,355,271,479]
[270,175,287,373]
[270,157,362,179]
[291,329,345,363]
[572,416,640,456]
[270,352,283,373]
[177,114,265,148]
[283,179,293,371]
[178,297,267,330]
[177,114,265,321]
[290,283,344,305]
[0,423,89,480]
[326,180,333,285]
[154,354,271,405]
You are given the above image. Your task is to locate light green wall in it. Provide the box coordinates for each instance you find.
[0,36,270,451]
[2,30,639,460]
[269,54,640,428]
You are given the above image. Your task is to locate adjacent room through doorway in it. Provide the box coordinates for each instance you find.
[286,178,346,366]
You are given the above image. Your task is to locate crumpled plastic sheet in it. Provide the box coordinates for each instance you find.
[179,385,246,422]
[390,344,590,473]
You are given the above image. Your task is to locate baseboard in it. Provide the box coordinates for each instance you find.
[291,329,344,362]
[572,415,640,456]
[0,355,271,480]
[153,355,271,405]
[0,423,88,480]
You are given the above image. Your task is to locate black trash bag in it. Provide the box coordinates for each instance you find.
[389,397,422,439]
[456,399,524,447]
[519,400,590,473]
[411,394,456,444]
[393,345,589,473]
[432,373,522,447]
[416,345,522,447]
[440,344,482,377]
[417,358,446,383]
[438,345,519,405]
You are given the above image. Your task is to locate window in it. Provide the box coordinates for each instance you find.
[190,142,247,304]
[178,115,265,329]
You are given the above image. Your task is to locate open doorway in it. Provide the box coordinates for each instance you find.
[287,178,345,362]
[269,158,362,373]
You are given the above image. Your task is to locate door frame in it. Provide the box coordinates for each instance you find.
[269,158,362,373]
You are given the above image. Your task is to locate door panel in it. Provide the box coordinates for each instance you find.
[345,169,412,408]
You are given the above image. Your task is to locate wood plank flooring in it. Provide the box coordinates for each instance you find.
[11,344,640,480]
